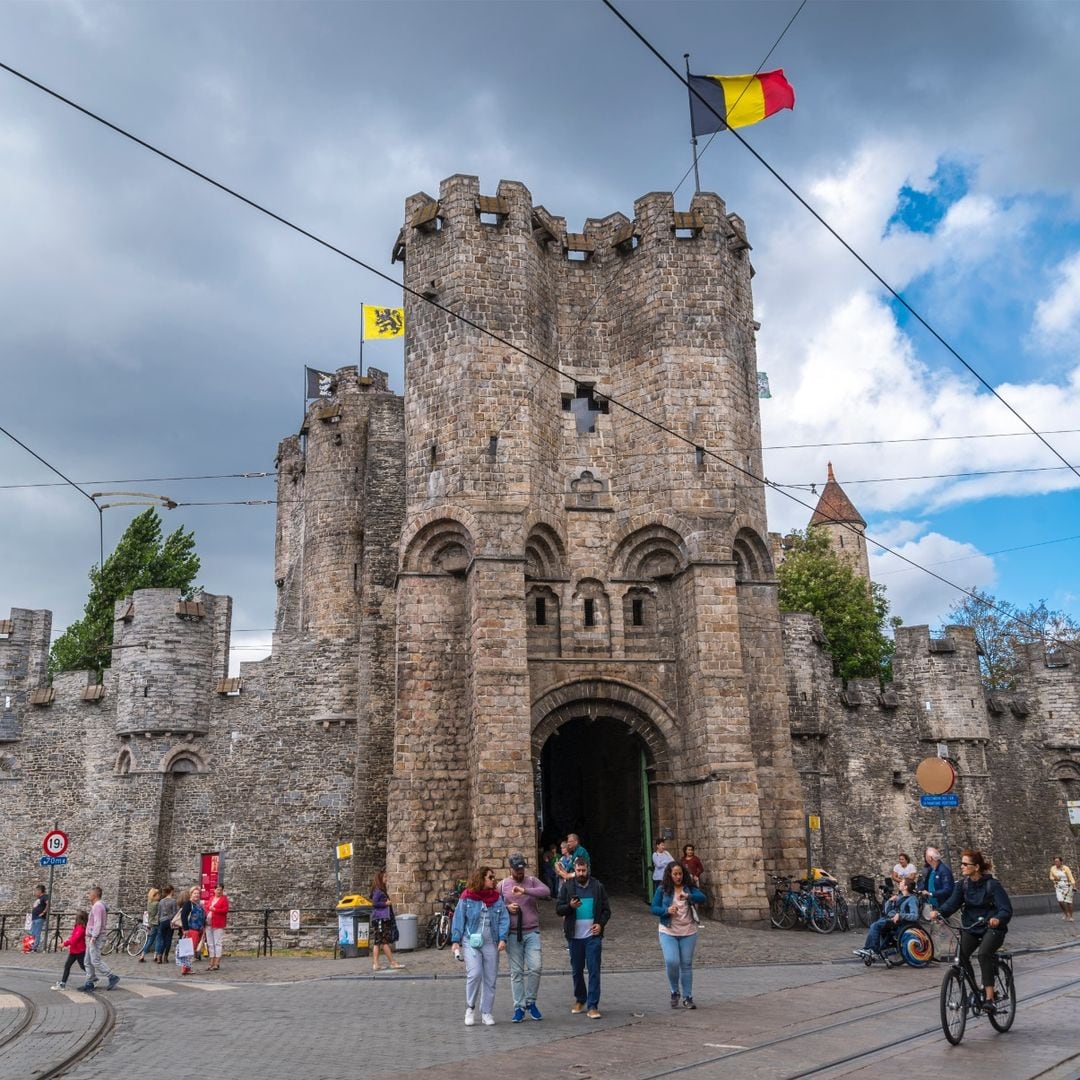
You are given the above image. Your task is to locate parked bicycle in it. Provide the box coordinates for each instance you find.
[850,874,893,928]
[938,918,1015,1044]
[425,883,463,949]
[101,910,148,957]
[769,875,836,933]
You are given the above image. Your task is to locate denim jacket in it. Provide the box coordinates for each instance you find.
[651,885,708,927]
[450,897,510,946]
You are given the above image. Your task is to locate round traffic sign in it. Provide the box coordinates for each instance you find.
[915,757,956,795]
[43,830,68,857]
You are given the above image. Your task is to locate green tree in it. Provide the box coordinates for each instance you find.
[943,588,1080,690]
[778,528,897,681]
[49,509,200,677]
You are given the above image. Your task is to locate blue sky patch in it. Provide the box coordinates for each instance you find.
[885,159,972,236]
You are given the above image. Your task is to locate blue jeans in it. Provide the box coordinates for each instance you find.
[864,917,899,954]
[659,931,698,997]
[506,931,542,1008]
[568,935,602,1008]
[30,917,45,951]
[142,924,160,956]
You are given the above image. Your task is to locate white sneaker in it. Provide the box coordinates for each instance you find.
[464,1007,475,1026]
[50,982,65,991]
[481,1013,495,1026]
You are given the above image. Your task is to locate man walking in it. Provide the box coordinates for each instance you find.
[917,846,955,960]
[556,855,610,1019]
[80,886,119,993]
[498,852,550,1022]
[29,884,49,952]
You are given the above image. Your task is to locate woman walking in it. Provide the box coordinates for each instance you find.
[206,884,230,970]
[370,871,404,972]
[154,886,177,964]
[1050,855,1075,921]
[451,866,509,1026]
[140,888,160,963]
[651,861,707,1010]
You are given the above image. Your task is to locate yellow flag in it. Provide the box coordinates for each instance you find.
[362,305,405,340]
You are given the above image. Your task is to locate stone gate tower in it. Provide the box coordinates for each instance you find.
[384,175,805,920]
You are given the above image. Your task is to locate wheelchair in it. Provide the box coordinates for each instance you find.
[858,923,934,968]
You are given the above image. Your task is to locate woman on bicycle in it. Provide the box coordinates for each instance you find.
[930,848,1012,1010]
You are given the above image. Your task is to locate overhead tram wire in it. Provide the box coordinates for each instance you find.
[4,426,1079,492]
[599,0,1080,484]
[2,62,1074,655]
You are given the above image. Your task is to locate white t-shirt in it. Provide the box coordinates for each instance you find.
[893,862,917,882]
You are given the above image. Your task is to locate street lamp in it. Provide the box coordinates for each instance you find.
[90,491,178,569]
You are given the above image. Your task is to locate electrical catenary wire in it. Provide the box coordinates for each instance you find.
[0,60,1073,652]
[599,0,1080,483]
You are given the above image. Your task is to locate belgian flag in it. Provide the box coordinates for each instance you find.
[689,70,795,135]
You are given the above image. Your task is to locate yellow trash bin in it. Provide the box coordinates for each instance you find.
[336,894,373,958]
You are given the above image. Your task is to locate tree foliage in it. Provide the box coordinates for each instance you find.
[943,588,1080,690]
[777,528,897,681]
[49,509,200,677]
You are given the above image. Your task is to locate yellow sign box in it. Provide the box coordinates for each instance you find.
[336,842,354,860]
[807,815,821,831]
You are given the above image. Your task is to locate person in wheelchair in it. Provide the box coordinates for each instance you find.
[854,877,919,963]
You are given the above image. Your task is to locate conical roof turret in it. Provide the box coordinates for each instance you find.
[808,463,865,527]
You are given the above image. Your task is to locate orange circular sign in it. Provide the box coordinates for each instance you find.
[916,757,956,795]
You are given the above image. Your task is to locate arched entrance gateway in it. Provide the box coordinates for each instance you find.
[531,681,676,895]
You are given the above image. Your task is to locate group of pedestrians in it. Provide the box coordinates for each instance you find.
[449,835,713,1026]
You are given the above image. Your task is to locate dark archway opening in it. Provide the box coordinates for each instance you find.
[539,716,651,894]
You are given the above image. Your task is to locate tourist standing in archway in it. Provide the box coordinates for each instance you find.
[651,861,706,1009]
[652,840,674,889]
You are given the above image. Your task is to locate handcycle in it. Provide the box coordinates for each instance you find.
[101,910,148,957]
[769,875,836,933]
[854,922,934,968]
[937,917,1015,1044]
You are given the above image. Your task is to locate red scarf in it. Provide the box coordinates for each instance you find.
[461,887,500,907]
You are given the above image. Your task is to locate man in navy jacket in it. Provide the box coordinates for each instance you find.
[918,846,955,958]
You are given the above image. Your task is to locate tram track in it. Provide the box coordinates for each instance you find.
[642,947,1080,1079]
[0,984,116,1079]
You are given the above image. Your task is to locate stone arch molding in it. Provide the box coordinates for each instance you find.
[530,678,677,771]
[159,744,208,775]
[1050,759,1080,783]
[611,519,693,580]
[732,526,774,583]
[401,510,479,574]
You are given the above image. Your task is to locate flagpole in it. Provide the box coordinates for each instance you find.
[359,304,364,375]
[684,53,701,195]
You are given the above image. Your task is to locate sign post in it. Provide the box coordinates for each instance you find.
[334,842,353,902]
[915,757,956,866]
[41,824,68,940]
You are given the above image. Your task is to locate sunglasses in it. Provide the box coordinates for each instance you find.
[960,861,974,867]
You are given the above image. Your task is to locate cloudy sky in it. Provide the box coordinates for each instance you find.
[2,0,1079,671]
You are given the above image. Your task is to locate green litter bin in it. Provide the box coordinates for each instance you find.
[336,894,373,958]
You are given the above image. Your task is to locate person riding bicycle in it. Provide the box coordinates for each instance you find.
[854,876,918,962]
[929,848,1012,1011]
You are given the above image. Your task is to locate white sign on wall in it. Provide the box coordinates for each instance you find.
[289,909,301,930]
[1067,801,1080,826]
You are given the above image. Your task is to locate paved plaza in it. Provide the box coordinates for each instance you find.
[2,903,1079,1078]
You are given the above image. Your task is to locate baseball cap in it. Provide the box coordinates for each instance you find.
[508,853,527,870]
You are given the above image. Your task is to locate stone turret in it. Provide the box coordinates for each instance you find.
[808,463,871,582]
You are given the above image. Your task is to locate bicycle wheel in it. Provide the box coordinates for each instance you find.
[425,916,440,949]
[940,968,968,1045]
[834,895,850,932]
[988,962,1016,1033]
[809,899,835,933]
[435,914,451,950]
[854,897,873,928]
[101,931,121,956]
[770,895,798,929]
[126,926,148,957]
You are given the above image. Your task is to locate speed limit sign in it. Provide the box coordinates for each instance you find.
[43,830,68,857]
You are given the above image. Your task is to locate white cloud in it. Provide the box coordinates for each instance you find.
[868,526,997,627]
[1033,250,1080,345]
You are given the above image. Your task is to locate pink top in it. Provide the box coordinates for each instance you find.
[86,900,107,942]
[658,890,697,938]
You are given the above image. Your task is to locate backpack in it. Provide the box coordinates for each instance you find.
[188,902,206,931]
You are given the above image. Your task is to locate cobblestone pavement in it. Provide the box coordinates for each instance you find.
[2,904,1078,1078]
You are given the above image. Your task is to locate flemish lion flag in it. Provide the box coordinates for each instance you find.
[689,70,795,135]
[362,305,405,340]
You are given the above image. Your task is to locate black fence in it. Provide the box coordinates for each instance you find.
[0,907,356,958]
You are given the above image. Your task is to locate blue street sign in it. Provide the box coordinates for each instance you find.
[39,855,68,866]
[920,794,959,808]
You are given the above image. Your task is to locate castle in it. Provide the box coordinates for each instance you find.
[2,175,1076,920]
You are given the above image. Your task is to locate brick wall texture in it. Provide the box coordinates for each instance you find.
[2,176,1074,921]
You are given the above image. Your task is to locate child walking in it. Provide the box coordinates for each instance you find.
[52,910,88,990]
